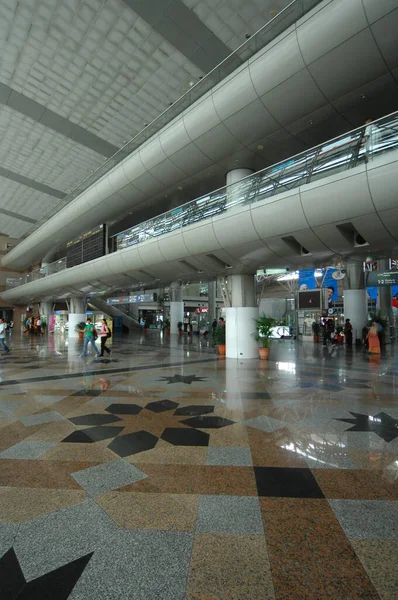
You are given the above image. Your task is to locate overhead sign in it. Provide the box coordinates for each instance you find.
[106,293,157,305]
[367,271,398,286]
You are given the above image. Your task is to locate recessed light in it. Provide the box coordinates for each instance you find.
[245,33,251,39]
[257,144,264,150]
[178,186,183,191]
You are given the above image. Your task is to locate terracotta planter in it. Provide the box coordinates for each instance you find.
[314,335,319,343]
[217,344,226,355]
[78,331,84,341]
[258,347,270,360]
[165,328,170,335]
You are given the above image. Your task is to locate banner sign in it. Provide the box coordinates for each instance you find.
[298,269,316,291]
[367,271,398,286]
[321,268,338,302]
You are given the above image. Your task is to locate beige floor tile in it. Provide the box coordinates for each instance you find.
[351,540,398,600]
[186,533,275,600]
[97,491,199,531]
[39,441,117,462]
[0,486,87,522]
[128,440,207,465]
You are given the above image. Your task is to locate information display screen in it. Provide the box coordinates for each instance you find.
[66,224,106,268]
[298,289,322,310]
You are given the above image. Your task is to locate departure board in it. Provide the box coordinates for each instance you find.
[66,224,106,267]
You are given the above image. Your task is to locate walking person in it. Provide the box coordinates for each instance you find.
[99,318,111,357]
[0,318,10,354]
[36,316,42,336]
[79,317,99,358]
[367,322,381,354]
[344,318,353,346]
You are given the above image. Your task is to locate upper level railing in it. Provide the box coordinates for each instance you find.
[115,111,398,250]
[7,111,398,289]
[26,0,322,235]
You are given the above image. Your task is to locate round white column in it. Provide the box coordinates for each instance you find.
[169,282,184,334]
[68,298,86,338]
[225,306,259,358]
[226,274,258,358]
[344,290,368,343]
[170,302,184,335]
[226,169,254,186]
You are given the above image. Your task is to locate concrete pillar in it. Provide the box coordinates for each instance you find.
[208,280,217,324]
[40,301,53,330]
[226,169,254,207]
[225,274,258,359]
[169,282,184,334]
[378,259,393,327]
[343,262,367,343]
[68,297,86,338]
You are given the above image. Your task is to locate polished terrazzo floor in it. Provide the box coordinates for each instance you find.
[0,331,397,599]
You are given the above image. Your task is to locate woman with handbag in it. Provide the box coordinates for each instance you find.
[99,318,111,357]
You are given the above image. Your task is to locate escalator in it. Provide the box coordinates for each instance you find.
[89,297,141,332]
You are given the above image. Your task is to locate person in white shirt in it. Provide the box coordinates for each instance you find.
[0,318,10,354]
[36,316,42,335]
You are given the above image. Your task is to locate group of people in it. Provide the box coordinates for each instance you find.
[79,317,112,358]
[25,316,43,335]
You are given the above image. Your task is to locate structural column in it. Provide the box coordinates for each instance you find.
[226,169,254,207]
[40,301,53,330]
[208,280,217,325]
[169,282,184,335]
[343,262,367,344]
[378,259,393,331]
[225,274,258,359]
[68,297,86,338]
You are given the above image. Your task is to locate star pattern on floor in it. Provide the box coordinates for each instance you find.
[158,374,208,385]
[335,411,398,443]
[63,400,233,455]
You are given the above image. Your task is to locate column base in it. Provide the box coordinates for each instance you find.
[343,290,367,343]
[68,314,86,338]
[225,307,259,359]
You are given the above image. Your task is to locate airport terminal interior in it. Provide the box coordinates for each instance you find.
[0,0,398,598]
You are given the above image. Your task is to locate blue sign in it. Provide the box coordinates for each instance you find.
[321,268,338,302]
[298,269,316,291]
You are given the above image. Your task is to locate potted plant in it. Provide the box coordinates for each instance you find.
[163,318,170,334]
[75,321,86,340]
[312,321,320,343]
[254,314,276,360]
[213,324,226,355]
[335,324,344,344]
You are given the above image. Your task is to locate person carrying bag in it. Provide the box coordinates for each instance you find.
[99,318,111,357]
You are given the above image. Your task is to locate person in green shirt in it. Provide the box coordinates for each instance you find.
[79,317,99,358]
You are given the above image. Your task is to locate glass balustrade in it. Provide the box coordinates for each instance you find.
[26,0,322,235]
[8,111,398,290]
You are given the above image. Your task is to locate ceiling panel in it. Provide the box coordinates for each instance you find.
[180,0,292,51]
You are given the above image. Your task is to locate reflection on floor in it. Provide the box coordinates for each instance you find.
[0,331,397,599]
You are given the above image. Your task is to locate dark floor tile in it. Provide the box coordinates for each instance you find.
[62,431,95,444]
[145,400,179,413]
[18,552,93,599]
[241,392,271,400]
[108,431,159,457]
[105,404,143,415]
[69,414,122,426]
[180,416,235,429]
[174,405,214,416]
[161,428,210,447]
[71,390,103,397]
[0,547,25,599]
[254,467,325,498]
[86,426,125,443]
